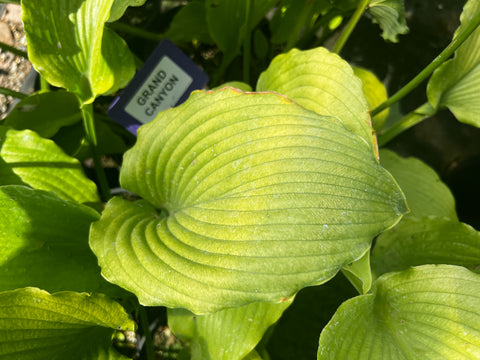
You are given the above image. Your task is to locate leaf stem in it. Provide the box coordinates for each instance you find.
[0,40,28,58]
[371,8,480,117]
[138,305,155,360]
[332,0,370,54]
[39,76,50,93]
[243,0,253,84]
[109,22,164,42]
[81,103,111,201]
[0,86,27,99]
[377,102,436,146]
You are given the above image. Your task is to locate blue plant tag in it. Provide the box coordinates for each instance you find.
[108,39,209,134]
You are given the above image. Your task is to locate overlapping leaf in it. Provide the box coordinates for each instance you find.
[372,217,480,277]
[0,287,134,360]
[0,185,122,295]
[318,265,480,359]
[3,91,81,138]
[169,298,293,360]
[379,149,457,219]
[427,0,480,127]
[256,47,374,150]
[22,0,135,104]
[353,67,389,131]
[0,126,100,205]
[90,88,406,314]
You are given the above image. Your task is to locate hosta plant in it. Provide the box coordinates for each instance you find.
[0,0,480,359]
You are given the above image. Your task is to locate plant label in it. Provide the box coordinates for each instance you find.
[107,39,209,134]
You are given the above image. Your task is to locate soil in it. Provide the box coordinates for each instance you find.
[0,4,32,119]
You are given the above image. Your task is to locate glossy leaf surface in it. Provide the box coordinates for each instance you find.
[372,217,480,277]
[0,126,100,205]
[90,88,406,313]
[257,47,374,149]
[22,0,135,104]
[318,265,480,359]
[427,0,480,127]
[0,288,134,360]
[169,298,292,360]
[0,186,121,295]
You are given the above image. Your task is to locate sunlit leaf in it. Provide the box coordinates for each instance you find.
[169,298,293,360]
[367,0,409,42]
[0,287,135,360]
[379,149,457,220]
[0,185,122,295]
[427,0,480,127]
[0,126,100,205]
[90,88,406,314]
[318,265,480,359]
[108,0,146,22]
[353,67,388,131]
[2,91,81,138]
[372,216,480,277]
[22,0,135,104]
[257,47,374,150]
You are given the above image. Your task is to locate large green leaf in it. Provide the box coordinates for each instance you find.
[2,91,81,138]
[169,298,293,360]
[372,216,480,277]
[0,126,99,204]
[0,126,100,205]
[379,149,457,220]
[427,0,480,127]
[256,47,374,150]
[22,0,135,104]
[318,265,480,359]
[0,287,134,360]
[90,88,406,313]
[367,0,409,42]
[0,185,122,295]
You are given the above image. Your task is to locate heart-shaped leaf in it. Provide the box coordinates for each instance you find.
[0,287,135,360]
[0,126,100,205]
[318,265,480,359]
[22,0,135,104]
[0,185,122,295]
[367,0,409,43]
[256,47,374,150]
[379,149,457,219]
[169,298,293,360]
[372,217,480,277]
[427,0,480,127]
[90,88,406,314]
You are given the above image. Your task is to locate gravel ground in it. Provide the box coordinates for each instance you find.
[0,4,32,119]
